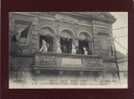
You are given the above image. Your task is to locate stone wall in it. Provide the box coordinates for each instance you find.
[9,12,115,58]
[9,12,117,74]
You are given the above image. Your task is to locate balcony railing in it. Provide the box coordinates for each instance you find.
[32,52,104,72]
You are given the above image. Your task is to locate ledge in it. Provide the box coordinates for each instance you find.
[32,65,104,71]
[35,52,101,59]
[11,52,102,59]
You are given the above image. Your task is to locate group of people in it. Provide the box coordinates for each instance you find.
[40,39,89,55]
[71,44,88,55]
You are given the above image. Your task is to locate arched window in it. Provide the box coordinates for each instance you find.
[60,30,74,54]
[39,27,55,52]
[78,32,92,55]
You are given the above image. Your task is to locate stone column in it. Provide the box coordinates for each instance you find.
[31,18,40,53]
[89,40,94,55]
[92,21,99,55]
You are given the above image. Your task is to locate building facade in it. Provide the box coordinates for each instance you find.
[9,12,118,78]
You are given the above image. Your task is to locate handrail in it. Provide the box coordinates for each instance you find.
[34,52,101,59]
[32,66,104,71]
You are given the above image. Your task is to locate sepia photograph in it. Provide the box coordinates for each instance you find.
[9,12,128,89]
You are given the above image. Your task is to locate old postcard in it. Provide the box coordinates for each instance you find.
[9,12,128,89]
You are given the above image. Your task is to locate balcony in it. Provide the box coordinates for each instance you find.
[32,52,104,73]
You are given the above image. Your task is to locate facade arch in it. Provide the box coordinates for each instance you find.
[78,31,92,41]
[38,26,56,52]
[39,26,56,37]
[60,29,75,39]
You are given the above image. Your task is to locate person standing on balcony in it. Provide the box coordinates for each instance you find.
[39,40,49,53]
[72,43,76,54]
[83,47,88,55]
[57,39,62,54]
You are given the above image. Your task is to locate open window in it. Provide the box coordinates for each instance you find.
[39,35,53,52]
[79,40,89,54]
[78,32,92,55]
[39,27,56,52]
[60,30,73,54]
[60,38,72,54]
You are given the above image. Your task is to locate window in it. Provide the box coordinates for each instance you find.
[39,35,53,52]
[60,37,72,54]
[79,40,92,55]
[39,27,55,53]
[78,32,92,55]
[60,30,74,54]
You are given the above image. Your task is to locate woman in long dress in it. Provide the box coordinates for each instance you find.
[39,40,48,53]
[83,47,88,55]
[72,44,76,54]
[57,40,62,54]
